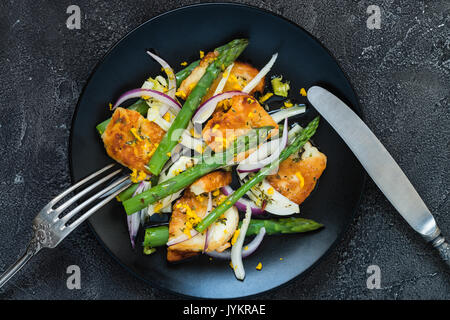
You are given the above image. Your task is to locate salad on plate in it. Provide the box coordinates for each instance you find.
[95,38,327,280]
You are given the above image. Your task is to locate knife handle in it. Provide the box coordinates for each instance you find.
[426,227,450,268]
[432,236,450,268]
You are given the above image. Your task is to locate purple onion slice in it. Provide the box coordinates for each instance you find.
[220,185,265,215]
[166,229,199,247]
[127,181,149,248]
[112,88,181,113]
[206,227,266,260]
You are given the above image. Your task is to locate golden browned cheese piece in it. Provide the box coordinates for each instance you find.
[166,249,198,262]
[167,192,209,262]
[202,61,265,102]
[167,187,239,262]
[101,107,165,173]
[266,143,327,205]
[202,95,278,152]
[189,171,232,195]
[177,51,219,99]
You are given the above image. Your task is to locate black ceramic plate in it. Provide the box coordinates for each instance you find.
[69,3,365,298]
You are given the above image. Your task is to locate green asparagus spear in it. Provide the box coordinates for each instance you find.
[116,183,140,202]
[143,217,323,248]
[172,42,232,85]
[195,116,320,233]
[122,126,271,215]
[174,60,199,87]
[124,161,221,214]
[118,124,289,203]
[143,226,170,247]
[146,39,249,176]
[243,217,323,235]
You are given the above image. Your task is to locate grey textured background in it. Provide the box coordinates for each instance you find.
[0,0,448,300]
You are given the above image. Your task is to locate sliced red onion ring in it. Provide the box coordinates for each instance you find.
[220,185,264,215]
[192,91,247,124]
[237,139,280,180]
[127,212,140,249]
[237,124,303,180]
[203,192,213,253]
[206,227,266,259]
[167,229,199,247]
[112,88,181,113]
[127,181,149,248]
[146,51,176,98]
[242,53,278,93]
[237,117,288,173]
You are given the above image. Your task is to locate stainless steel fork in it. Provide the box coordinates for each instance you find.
[0,163,132,289]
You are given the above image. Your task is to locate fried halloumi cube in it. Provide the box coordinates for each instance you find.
[101,107,165,174]
[189,171,232,195]
[202,95,278,152]
[266,142,327,205]
[202,61,265,102]
[176,51,219,100]
[167,190,239,262]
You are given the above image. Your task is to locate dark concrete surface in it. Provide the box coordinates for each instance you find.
[0,0,448,300]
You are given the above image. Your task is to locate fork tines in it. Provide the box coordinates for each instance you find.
[37,164,132,246]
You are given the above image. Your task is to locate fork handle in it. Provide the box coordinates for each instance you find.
[0,241,40,289]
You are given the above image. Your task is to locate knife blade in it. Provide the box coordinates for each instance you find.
[307,86,449,266]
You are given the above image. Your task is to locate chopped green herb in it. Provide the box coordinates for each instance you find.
[271,76,290,97]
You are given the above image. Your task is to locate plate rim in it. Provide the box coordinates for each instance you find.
[68,2,367,299]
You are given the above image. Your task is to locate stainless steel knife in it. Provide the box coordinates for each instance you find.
[307,86,449,266]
